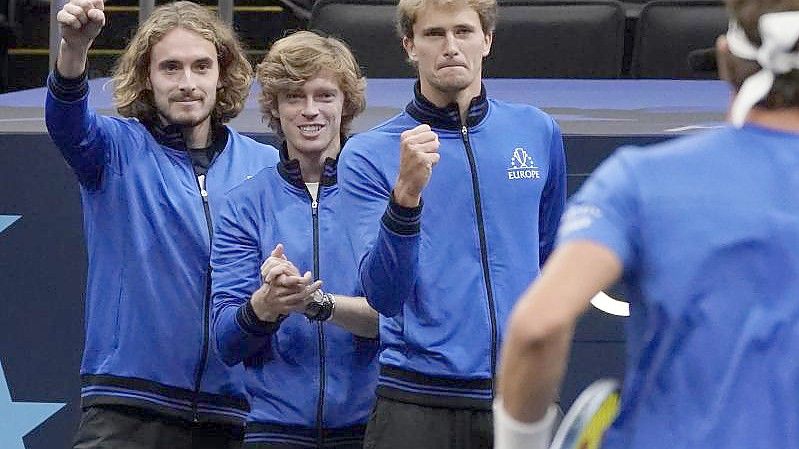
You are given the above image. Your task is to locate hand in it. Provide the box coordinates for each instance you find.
[57,0,105,50]
[394,124,440,207]
[259,243,299,284]
[250,245,322,322]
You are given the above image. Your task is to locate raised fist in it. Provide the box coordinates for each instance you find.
[394,124,440,208]
[57,0,106,49]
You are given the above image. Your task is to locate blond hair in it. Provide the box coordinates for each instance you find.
[396,0,497,38]
[111,1,252,123]
[256,30,366,137]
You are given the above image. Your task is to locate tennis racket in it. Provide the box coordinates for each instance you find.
[549,379,620,449]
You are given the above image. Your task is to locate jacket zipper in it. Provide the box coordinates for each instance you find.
[460,125,498,393]
[192,173,214,422]
[310,190,327,447]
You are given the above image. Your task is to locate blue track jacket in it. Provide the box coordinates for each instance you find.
[338,84,566,409]
[45,71,279,425]
[212,148,379,446]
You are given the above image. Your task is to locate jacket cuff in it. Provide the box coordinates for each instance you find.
[382,194,423,236]
[235,301,284,336]
[48,69,89,102]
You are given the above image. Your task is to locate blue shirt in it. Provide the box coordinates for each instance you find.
[558,124,799,449]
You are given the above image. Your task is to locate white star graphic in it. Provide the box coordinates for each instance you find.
[1,215,67,448]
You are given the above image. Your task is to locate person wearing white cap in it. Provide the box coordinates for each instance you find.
[493,0,799,448]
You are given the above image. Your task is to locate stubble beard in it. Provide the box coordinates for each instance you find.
[162,106,213,129]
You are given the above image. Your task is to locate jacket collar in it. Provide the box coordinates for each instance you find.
[145,118,227,153]
[276,141,339,190]
[405,81,489,130]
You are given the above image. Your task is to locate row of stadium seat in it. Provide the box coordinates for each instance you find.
[2,0,727,93]
[309,0,728,79]
[4,0,301,92]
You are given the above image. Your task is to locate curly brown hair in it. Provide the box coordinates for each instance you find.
[256,30,366,138]
[724,0,799,108]
[111,1,252,123]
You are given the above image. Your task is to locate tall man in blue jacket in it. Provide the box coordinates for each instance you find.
[46,1,278,447]
[211,31,380,449]
[337,0,567,447]
[495,1,799,449]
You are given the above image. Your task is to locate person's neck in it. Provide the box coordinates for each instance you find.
[174,118,212,149]
[287,144,340,183]
[744,107,799,133]
[420,80,482,124]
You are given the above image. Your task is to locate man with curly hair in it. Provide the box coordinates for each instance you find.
[46,1,278,448]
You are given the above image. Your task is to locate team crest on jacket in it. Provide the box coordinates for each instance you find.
[507,147,540,180]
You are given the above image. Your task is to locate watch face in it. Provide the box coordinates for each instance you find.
[305,301,322,318]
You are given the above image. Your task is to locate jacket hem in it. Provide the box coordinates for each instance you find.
[244,422,366,447]
[80,373,248,426]
[376,364,493,410]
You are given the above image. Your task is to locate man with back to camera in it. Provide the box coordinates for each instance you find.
[337,0,567,447]
[211,30,380,449]
[494,1,799,448]
[46,1,278,447]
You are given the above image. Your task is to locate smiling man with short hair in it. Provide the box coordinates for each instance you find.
[210,30,379,449]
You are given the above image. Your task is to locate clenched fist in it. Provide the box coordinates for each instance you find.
[393,124,440,208]
[56,0,105,78]
[58,0,105,48]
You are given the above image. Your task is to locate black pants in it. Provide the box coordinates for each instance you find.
[363,397,492,449]
[72,405,243,449]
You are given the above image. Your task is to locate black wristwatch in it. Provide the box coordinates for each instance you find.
[304,290,336,321]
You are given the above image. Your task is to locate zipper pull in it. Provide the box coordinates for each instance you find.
[462,125,468,137]
[311,199,318,216]
[197,174,209,203]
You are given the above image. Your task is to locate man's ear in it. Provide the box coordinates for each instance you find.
[402,35,417,62]
[482,30,493,58]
